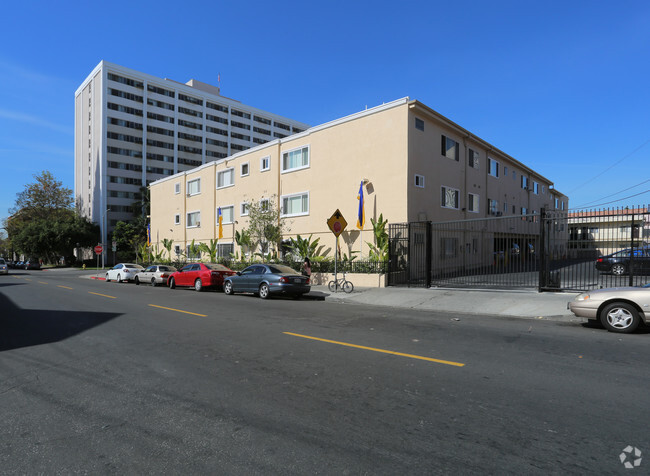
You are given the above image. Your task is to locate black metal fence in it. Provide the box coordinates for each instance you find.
[388,206,650,292]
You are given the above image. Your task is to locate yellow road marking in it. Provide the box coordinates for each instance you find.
[89,291,117,299]
[284,332,466,367]
[25,278,32,281]
[148,304,207,317]
[57,285,74,290]
[38,281,48,285]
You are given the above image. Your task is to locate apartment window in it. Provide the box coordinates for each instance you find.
[254,115,272,125]
[468,193,479,213]
[174,214,180,225]
[147,84,175,97]
[589,227,599,234]
[282,192,309,217]
[220,206,234,224]
[441,237,459,259]
[521,207,528,217]
[441,135,459,161]
[521,176,529,190]
[218,243,234,258]
[441,186,460,209]
[260,156,270,172]
[488,199,499,215]
[240,202,249,216]
[240,162,250,177]
[504,166,508,177]
[488,157,499,177]
[282,146,309,172]
[468,149,479,169]
[415,117,424,131]
[231,109,250,119]
[147,98,174,111]
[260,199,269,211]
[415,174,425,188]
[187,178,200,196]
[217,168,234,189]
[533,181,539,194]
[207,102,228,113]
[187,211,201,228]
[179,93,203,106]
[174,183,180,194]
[542,186,546,194]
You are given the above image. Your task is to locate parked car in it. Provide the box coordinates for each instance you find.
[135,265,177,286]
[23,260,41,270]
[595,248,650,276]
[223,263,310,299]
[167,263,236,291]
[568,284,650,333]
[0,258,7,275]
[105,263,144,283]
[15,261,23,269]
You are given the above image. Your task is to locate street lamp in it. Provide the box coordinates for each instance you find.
[102,208,110,269]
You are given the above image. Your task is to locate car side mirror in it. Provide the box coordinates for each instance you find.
[236,271,242,276]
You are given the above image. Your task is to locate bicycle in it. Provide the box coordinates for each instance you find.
[328,272,354,293]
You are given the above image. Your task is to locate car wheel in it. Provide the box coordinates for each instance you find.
[259,283,270,299]
[224,281,234,295]
[135,276,140,285]
[105,273,110,282]
[151,278,157,287]
[611,263,626,276]
[600,302,640,333]
[194,279,203,292]
[169,277,176,289]
[117,274,122,283]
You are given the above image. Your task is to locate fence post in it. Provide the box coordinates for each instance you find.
[629,211,636,287]
[538,208,547,291]
[426,221,432,288]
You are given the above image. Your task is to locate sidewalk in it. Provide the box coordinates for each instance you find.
[307,285,580,321]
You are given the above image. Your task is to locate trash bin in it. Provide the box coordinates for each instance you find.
[546,270,560,289]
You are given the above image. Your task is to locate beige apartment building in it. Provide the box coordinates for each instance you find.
[149,97,568,260]
[74,61,309,260]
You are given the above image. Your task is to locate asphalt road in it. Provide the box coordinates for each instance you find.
[1,269,648,474]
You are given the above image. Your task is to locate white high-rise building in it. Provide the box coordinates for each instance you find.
[74,60,309,254]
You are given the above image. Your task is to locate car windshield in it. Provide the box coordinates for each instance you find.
[205,263,230,271]
[0,259,5,264]
[267,265,299,274]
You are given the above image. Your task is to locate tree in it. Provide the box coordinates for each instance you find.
[199,239,219,262]
[244,196,288,257]
[10,171,73,221]
[162,238,174,262]
[288,234,324,259]
[112,218,147,261]
[234,229,252,259]
[366,214,389,261]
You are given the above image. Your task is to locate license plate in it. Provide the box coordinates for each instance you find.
[294,278,301,283]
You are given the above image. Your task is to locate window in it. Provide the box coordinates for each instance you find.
[440,237,458,259]
[533,181,539,194]
[240,202,249,216]
[468,149,479,169]
[415,117,424,131]
[218,243,234,258]
[220,205,234,224]
[187,178,200,196]
[488,199,499,215]
[521,207,528,217]
[217,168,234,188]
[187,211,200,228]
[241,162,249,177]
[441,135,459,161]
[174,214,180,225]
[441,186,459,209]
[260,198,269,211]
[468,193,479,213]
[521,176,529,190]
[415,174,425,188]
[504,166,508,177]
[174,183,180,194]
[282,146,309,172]
[588,227,599,234]
[488,157,499,177]
[281,192,309,217]
[260,156,270,172]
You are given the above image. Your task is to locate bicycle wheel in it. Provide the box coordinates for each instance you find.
[328,280,338,292]
[343,281,354,293]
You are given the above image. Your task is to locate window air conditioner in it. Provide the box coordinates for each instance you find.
[496,211,503,216]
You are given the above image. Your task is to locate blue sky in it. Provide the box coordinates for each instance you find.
[1,0,649,232]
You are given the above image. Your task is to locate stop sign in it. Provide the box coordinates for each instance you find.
[94,245,103,254]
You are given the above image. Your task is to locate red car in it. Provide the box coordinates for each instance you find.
[167,263,236,291]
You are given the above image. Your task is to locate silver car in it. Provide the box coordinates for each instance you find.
[0,258,7,275]
[134,265,177,286]
[568,284,650,333]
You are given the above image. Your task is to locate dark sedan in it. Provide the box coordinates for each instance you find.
[595,248,650,276]
[223,264,310,299]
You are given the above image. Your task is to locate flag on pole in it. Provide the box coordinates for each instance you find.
[356,181,365,230]
[147,223,151,245]
[217,207,223,239]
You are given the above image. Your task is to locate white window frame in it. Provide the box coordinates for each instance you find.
[174,183,181,194]
[281,145,310,173]
[186,210,201,228]
[260,198,269,211]
[441,186,460,210]
[219,205,235,224]
[468,193,479,213]
[260,155,270,172]
[240,162,249,177]
[217,167,234,189]
[415,174,425,188]
[240,202,249,216]
[186,178,201,196]
[488,157,499,178]
[174,214,180,225]
[281,191,310,218]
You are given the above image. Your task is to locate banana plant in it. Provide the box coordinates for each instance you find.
[366,214,389,261]
[162,238,174,263]
[288,234,324,259]
[199,239,219,262]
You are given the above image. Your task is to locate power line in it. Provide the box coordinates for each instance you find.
[574,179,650,208]
[569,188,650,210]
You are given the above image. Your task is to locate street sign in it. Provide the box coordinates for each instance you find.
[94,245,103,254]
[327,209,347,237]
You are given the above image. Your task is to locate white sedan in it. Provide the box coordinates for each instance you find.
[105,263,144,283]
[134,265,177,286]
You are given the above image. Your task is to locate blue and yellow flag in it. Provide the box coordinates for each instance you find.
[147,223,151,245]
[356,181,365,230]
[217,207,223,239]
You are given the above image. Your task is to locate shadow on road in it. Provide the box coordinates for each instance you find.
[0,284,122,352]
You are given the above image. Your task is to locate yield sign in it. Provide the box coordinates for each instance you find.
[327,209,347,237]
